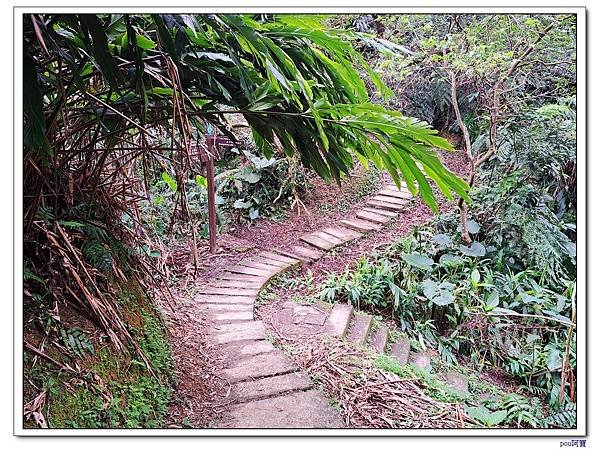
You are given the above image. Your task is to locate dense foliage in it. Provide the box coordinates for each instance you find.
[319,13,577,428]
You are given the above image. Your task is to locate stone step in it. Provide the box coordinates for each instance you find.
[362,206,397,217]
[219,390,344,428]
[384,182,409,191]
[321,226,363,242]
[409,351,432,369]
[211,279,264,290]
[378,189,413,200]
[323,303,354,338]
[368,326,389,353]
[211,310,254,323]
[299,233,339,251]
[223,352,297,383]
[201,287,260,297]
[313,230,345,245]
[276,245,325,262]
[197,295,256,305]
[220,340,278,364]
[365,199,406,212]
[389,337,411,365]
[372,194,410,205]
[356,209,393,225]
[339,218,382,232]
[227,265,274,277]
[444,370,469,394]
[231,371,312,404]
[257,251,300,265]
[217,272,270,284]
[238,259,285,272]
[213,321,266,344]
[201,303,254,313]
[346,314,373,345]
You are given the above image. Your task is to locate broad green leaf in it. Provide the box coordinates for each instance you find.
[402,252,434,270]
[161,171,177,192]
[233,199,252,209]
[439,254,464,267]
[546,349,562,371]
[431,233,452,248]
[460,241,486,257]
[195,175,207,188]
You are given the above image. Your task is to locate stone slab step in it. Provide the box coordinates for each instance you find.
[257,251,300,265]
[444,371,469,393]
[201,303,254,313]
[213,322,266,344]
[238,260,285,272]
[369,326,389,353]
[201,287,260,297]
[276,246,324,262]
[372,194,410,205]
[356,209,393,225]
[389,337,411,365]
[231,371,312,404]
[362,206,397,217]
[346,314,373,345]
[221,340,277,363]
[299,233,338,251]
[211,280,264,290]
[410,351,432,369]
[378,189,413,200]
[314,230,345,244]
[339,218,382,232]
[366,199,406,212]
[321,226,363,242]
[213,321,265,335]
[223,352,297,382]
[197,295,255,305]
[219,390,344,428]
[323,303,354,338]
[217,272,270,284]
[212,310,254,323]
[384,182,409,191]
[227,265,274,277]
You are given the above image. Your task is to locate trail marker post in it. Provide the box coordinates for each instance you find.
[201,125,236,254]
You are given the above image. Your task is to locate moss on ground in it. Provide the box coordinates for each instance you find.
[24,282,174,429]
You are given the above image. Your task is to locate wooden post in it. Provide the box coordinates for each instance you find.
[206,135,217,254]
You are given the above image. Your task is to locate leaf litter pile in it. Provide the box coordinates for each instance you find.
[284,337,474,428]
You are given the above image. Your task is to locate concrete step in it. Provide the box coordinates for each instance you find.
[238,259,285,272]
[321,226,363,242]
[372,194,410,205]
[299,233,339,251]
[231,371,313,404]
[223,352,297,383]
[365,199,406,212]
[356,209,393,225]
[219,390,345,428]
[275,245,324,262]
[389,337,411,365]
[257,251,300,265]
[362,206,396,217]
[368,325,389,353]
[339,218,382,232]
[378,188,413,200]
[323,303,354,338]
[346,313,373,345]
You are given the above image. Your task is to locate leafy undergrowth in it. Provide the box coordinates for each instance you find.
[23,282,174,428]
[315,216,576,428]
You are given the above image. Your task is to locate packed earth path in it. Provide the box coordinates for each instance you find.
[198,181,422,428]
